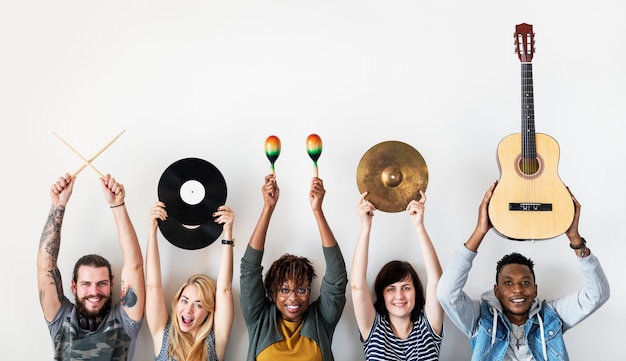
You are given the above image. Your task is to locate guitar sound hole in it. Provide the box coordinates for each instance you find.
[518,158,539,175]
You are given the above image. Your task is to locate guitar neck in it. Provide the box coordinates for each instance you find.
[521,62,537,160]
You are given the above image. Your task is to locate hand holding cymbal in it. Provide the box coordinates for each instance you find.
[306,134,323,177]
[265,135,281,174]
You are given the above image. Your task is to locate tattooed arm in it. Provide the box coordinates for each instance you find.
[101,175,145,322]
[37,174,74,322]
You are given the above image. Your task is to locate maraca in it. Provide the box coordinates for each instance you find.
[265,135,281,174]
[306,133,322,177]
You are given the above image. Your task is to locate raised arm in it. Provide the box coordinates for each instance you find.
[406,190,443,335]
[240,175,280,325]
[213,205,235,361]
[309,177,336,248]
[351,191,377,339]
[100,174,145,322]
[248,174,280,251]
[463,181,497,252]
[310,177,347,330]
[436,182,497,337]
[145,201,169,355]
[564,187,588,258]
[549,188,610,329]
[37,174,75,322]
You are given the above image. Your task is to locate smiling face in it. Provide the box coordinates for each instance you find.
[494,263,538,325]
[373,260,424,322]
[275,279,310,322]
[175,284,209,337]
[72,265,113,318]
[383,277,416,320]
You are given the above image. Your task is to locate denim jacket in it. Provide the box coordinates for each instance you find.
[473,293,567,360]
[436,246,610,361]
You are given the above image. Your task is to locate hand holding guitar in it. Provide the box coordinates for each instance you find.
[464,181,497,252]
[564,188,590,258]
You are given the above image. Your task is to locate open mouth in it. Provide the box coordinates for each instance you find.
[181,316,194,326]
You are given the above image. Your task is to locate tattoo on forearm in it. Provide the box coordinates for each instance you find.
[39,206,65,262]
[39,206,65,303]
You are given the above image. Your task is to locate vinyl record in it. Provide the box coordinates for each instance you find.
[158,158,227,225]
[157,217,224,250]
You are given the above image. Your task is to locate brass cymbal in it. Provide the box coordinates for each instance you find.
[356,141,428,213]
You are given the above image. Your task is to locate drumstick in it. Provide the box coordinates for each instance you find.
[71,130,125,177]
[52,132,105,178]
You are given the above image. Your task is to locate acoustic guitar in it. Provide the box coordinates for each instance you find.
[488,23,574,240]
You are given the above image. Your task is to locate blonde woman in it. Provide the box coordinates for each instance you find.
[146,201,235,361]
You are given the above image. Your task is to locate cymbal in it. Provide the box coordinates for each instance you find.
[356,141,428,212]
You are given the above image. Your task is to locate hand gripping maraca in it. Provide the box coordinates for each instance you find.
[306,134,322,177]
[265,135,281,174]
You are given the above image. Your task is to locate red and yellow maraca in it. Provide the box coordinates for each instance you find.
[265,135,281,174]
[306,134,322,177]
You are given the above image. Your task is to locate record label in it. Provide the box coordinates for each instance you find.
[180,180,206,205]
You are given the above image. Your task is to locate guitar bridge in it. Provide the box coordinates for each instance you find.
[509,203,552,211]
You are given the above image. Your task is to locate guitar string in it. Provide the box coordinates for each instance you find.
[521,34,534,209]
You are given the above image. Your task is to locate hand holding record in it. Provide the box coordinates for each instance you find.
[149,201,167,226]
[150,200,232,250]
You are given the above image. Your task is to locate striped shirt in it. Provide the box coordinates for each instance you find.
[362,310,442,361]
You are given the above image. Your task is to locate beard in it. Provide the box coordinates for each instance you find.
[75,292,113,319]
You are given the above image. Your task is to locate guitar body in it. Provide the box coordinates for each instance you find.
[489,132,574,240]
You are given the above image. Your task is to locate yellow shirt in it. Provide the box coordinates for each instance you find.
[256,317,322,361]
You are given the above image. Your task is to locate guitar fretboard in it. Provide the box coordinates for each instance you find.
[521,62,536,160]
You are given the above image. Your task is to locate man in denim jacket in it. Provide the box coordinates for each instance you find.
[436,183,610,361]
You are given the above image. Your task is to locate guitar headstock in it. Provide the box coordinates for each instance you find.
[514,23,535,63]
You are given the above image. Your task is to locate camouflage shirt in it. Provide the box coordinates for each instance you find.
[48,297,143,361]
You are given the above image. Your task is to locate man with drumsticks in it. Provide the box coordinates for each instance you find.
[37,173,145,360]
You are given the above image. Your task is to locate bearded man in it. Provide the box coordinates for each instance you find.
[37,173,145,361]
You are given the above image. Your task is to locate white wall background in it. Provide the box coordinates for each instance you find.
[1,1,623,360]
